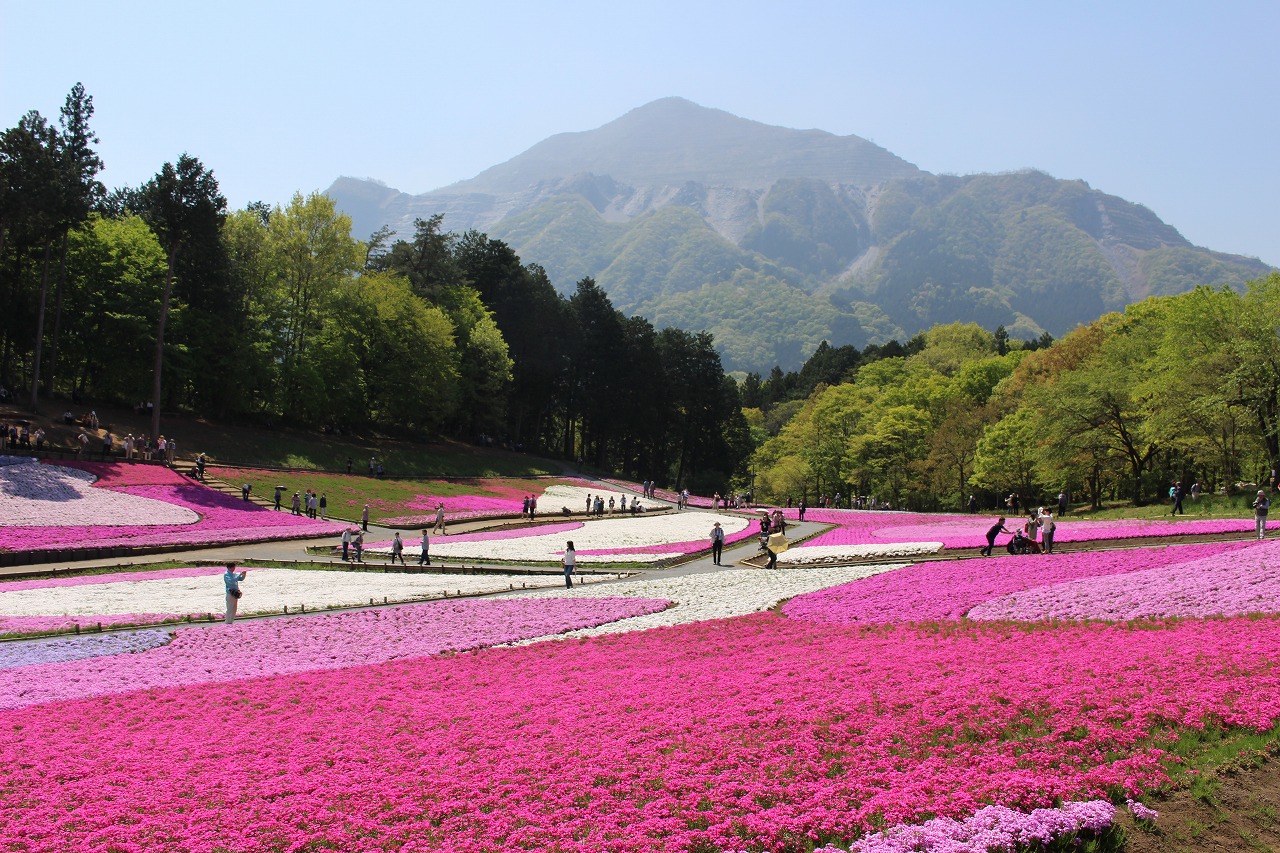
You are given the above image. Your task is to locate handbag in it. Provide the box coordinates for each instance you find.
[229,588,243,599]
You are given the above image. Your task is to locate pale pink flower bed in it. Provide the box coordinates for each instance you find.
[789,508,1274,549]
[0,597,670,710]
[970,539,1280,621]
[4,612,1279,852]
[782,540,1256,624]
[0,612,194,636]
[0,461,345,551]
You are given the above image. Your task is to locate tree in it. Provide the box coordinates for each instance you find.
[44,83,105,398]
[134,154,227,439]
[265,192,361,418]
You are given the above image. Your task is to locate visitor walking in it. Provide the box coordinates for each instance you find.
[361,504,370,532]
[223,563,247,625]
[981,517,1012,557]
[433,503,446,535]
[391,532,406,565]
[418,530,430,566]
[710,522,725,566]
[341,528,352,562]
[353,530,365,563]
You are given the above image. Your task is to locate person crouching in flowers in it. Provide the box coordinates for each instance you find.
[562,541,576,588]
[223,563,247,624]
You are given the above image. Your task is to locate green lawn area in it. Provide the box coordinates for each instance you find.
[206,467,583,523]
[30,400,562,478]
[1068,492,1265,521]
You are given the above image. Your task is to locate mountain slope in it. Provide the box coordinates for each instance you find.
[326,99,1272,372]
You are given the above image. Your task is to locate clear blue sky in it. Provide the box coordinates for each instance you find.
[3,0,1276,265]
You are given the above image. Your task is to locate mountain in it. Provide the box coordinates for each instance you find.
[326,98,1272,372]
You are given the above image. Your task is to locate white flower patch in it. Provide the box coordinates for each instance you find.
[540,484,672,511]
[0,569,618,618]
[510,564,908,640]
[0,461,198,527]
[374,512,751,564]
[779,542,944,565]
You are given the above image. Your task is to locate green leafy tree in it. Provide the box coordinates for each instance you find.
[134,154,227,438]
[265,191,361,418]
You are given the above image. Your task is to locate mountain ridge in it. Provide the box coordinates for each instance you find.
[326,98,1272,372]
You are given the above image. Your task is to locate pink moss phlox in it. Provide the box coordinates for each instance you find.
[3,613,1280,851]
[0,597,670,710]
[783,540,1253,624]
[782,507,1275,550]
[970,539,1280,621]
[0,466,345,551]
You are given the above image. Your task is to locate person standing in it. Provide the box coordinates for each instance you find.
[353,530,365,563]
[361,504,370,532]
[710,522,725,566]
[391,532,406,565]
[223,563,247,625]
[418,529,430,566]
[292,491,302,515]
[522,495,531,517]
[981,517,1012,557]
[798,500,807,522]
[433,503,446,535]
[341,528,352,562]
[1038,508,1056,554]
[562,541,576,588]
[967,494,977,513]
[1254,490,1270,540]
[241,482,251,502]
[318,493,327,520]
[1057,491,1068,517]
[529,495,537,518]
[274,486,283,512]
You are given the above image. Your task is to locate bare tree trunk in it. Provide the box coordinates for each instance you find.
[29,240,53,410]
[151,245,178,440]
[46,234,69,397]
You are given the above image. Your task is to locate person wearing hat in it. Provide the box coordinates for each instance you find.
[710,522,725,566]
[1253,490,1270,540]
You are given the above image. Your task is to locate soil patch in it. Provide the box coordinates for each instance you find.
[1122,757,1280,852]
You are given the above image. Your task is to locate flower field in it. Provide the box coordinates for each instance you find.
[786,507,1277,551]
[366,510,755,564]
[206,467,612,524]
[0,457,345,552]
[0,564,629,636]
[5,499,1280,852]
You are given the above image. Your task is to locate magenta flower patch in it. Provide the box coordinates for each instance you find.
[3,613,1280,852]
[783,540,1253,624]
[0,461,345,551]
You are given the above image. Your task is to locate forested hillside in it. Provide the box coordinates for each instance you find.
[328,98,1272,372]
[748,276,1280,512]
[0,86,751,493]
